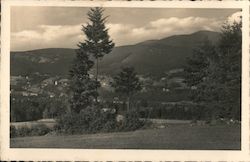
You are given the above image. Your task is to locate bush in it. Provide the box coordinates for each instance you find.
[55,106,117,134]
[54,113,84,134]
[117,110,145,131]
[10,126,17,138]
[30,124,51,136]
[10,124,51,137]
[101,118,117,132]
[17,126,32,137]
[55,106,145,134]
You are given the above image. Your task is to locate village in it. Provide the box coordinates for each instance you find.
[10,68,188,100]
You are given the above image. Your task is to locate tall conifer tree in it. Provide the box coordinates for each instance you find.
[69,47,97,113]
[82,7,115,102]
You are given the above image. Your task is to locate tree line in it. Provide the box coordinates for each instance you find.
[184,21,242,121]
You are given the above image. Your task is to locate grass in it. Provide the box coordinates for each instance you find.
[10,124,240,150]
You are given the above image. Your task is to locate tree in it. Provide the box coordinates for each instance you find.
[82,7,115,102]
[184,20,242,121]
[185,38,220,85]
[111,67,142,111]
[215,21,242,120]
[69,47,98,113]
[184,39,217,102]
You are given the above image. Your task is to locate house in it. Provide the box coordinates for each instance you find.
[191,86,197,90]
[162,87,170,92]
[48,92,55,98]
[58,78,69,87]
[10,75,24,85]
[29,92,38,96]
[41,77,59,87]
[113,97,123,104]
[27,85,40,94]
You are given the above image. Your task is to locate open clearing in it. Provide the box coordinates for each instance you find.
[10,124,240,150]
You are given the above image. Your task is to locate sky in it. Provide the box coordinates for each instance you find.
[10,7,241,51]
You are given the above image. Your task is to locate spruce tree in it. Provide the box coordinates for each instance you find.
[111,67,142,111]
[82,7,115,102]
[69,47,98,113]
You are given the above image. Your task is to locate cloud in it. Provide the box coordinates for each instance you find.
[11,11,240,51]
[227,11,241,24]
[11,24,83,51]
[106,16,223,46]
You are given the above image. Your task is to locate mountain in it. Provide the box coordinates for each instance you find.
[10,30,220,77]
[11,48,75,76]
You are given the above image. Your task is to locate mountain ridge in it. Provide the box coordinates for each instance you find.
[10,30,220,77]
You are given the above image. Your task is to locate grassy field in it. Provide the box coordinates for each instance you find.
[10,124,240,150]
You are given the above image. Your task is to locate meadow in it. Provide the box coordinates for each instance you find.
[11,123,240,150]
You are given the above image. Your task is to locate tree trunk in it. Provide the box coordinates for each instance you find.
[127,96,130,111]
[95,58,99,102]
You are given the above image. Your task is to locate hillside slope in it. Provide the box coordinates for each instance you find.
[11,30,220,77]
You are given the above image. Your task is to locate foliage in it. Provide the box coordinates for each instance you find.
[11,95,44,122]
[117,110,145,131]
[184,21,242,121]
[55,105,146,134]
[83,7,115,59]
[184,39,214,88]
[55,106,117,134]
[10,126,17,138]
[42,97,68,118]
[29,124,52,136]
[10,124,51,138]
[69,48,98,113]
[137,103,208,120]
[81,7,115,100]
[215,21,242,120]
[69,7,114,112]
[11,95,67,122]
[111,67,142,110]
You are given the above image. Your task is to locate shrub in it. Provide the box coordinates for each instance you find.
[17,126,31,137]
[30,124,51,136]
[54,113,84,134]
[55,106,117,134]
[55,106,145,134]
[10,125,17,138]
[118,110,145,131]
[10,124,51,137]
[101,118,117,132]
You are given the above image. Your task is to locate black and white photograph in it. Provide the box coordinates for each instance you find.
[1,0,250,161]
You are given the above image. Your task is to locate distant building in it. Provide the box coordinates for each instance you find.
[48,92,55,98]
[41,77,59,87]
[99,75,112,90]
[29,92,38,96]
[191,86,197,90]
[167,68,184,74]
[58,78,69,86]
[113,97,123,104]
[162,88,170,92]
[10,75,24,85]
[28,85,40,93]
